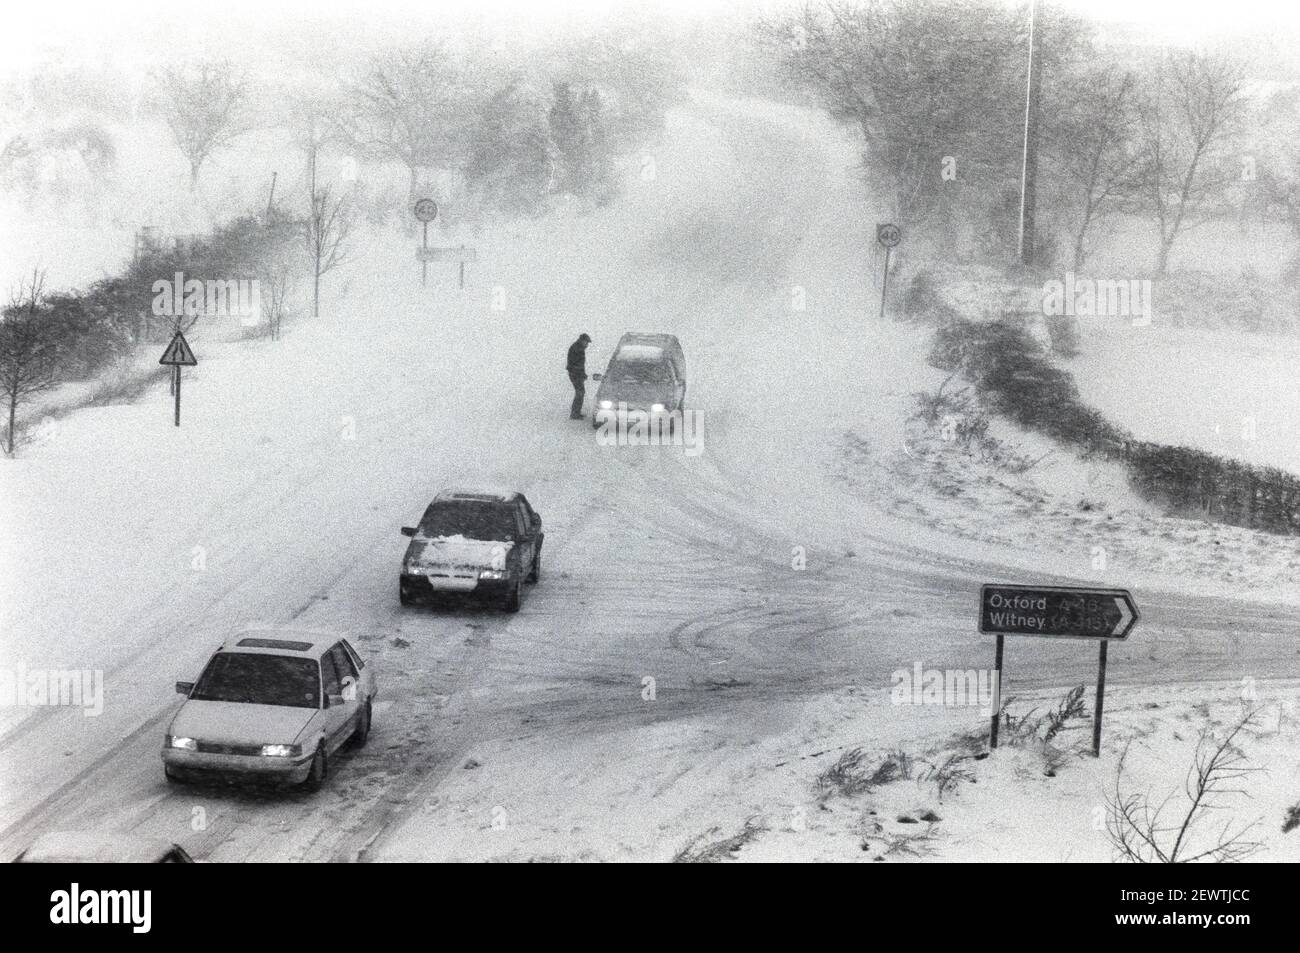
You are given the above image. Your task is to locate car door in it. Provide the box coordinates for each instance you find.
[340,639,374,701]
[319,652,354,755]
[666,362,684,410]
[511,503,534,575]
[519,496,543,550]
[330,642,363,713]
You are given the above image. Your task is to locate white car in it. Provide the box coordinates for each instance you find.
[163,629,377,791]
[13,831,194,863]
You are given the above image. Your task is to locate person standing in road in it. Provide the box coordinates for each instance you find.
[566,333,592,420]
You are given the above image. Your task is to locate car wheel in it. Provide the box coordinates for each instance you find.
[352,700,372,748]
[526,551,540,584]
[399,580,412,606]
[164,766,183,785]
[302,745,327,792]
[503,578,521,613]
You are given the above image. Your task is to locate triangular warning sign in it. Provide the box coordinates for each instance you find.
[159,331,197,366]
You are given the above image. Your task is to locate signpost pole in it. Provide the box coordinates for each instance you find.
[159,329,197,427]
[874,224,900,321]
[459,245,466,290]
[879,245,891,321]
[990,634,1004,750]
[1093,640,1108,757]
[421,222,429,288]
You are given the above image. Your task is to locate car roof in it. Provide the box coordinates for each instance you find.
[614,344,665,362]
[218,626,344,657]
[433,487,522,504]
[618,332,680,348]
[16,831,191,863]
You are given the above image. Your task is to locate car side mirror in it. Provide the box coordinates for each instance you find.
[176,681,194,696]
[400,526,416,537]
[324,693,345,709]
[532,515,542,529]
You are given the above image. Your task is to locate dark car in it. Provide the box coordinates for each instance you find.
[399,488,543,612]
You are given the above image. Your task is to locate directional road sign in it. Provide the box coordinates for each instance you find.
[979,584,1139,640]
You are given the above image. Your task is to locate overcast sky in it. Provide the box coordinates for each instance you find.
[4,0,1299,72]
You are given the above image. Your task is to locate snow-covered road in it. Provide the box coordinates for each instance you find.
[2,96,1297,861]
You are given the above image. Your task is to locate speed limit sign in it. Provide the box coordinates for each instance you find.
[876,223,901,248]
[413,198,439,222]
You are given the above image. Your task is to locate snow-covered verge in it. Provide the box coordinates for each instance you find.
[835,420,1300,602]
[851,258,1300,603]
[373,678,1300,862]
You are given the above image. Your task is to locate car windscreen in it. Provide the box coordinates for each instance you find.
[419,501,517,541]
[190,653,320,709]
[607,359,672,384]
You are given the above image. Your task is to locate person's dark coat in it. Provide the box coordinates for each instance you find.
[566,339,588,379]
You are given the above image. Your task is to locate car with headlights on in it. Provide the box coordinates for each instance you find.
[592,332,687,428]
[162,628,377,791]
[399,488,543,612]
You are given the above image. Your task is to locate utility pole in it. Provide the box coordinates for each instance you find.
[1017,0,1042,266]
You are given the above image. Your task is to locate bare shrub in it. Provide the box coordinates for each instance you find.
[816,747,913,801]
[1105,712,1263,863]
[673,817,765,863]
[923,754,975,801]
[1043,685,1088,743]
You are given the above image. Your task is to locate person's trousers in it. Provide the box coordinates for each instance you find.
[569,373,585,418]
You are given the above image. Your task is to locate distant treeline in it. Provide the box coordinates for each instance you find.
[762,0,1300,277]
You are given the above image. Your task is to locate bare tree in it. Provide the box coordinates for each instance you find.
[1134,52,1245,275]
[337,43,471,199]
[1048,69,1142,270]
[761,0,1089,260]
[1106,711,1262,863]
[155,61,248,190]
[304,149,355,318]
[0,270,61,455]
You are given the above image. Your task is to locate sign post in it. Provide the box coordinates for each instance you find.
[413,198,439,288]
[876,223,901,320]
[1093,640,1108,756]
[416,245,478,287]
[978,584,1138,755]
[159,330,198,427]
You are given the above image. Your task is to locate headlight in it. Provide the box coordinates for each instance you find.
[479,569,506,580]
[651,403,666,413]
[404,563,425,575]
[599,400,613,409]
[260,744,301,758]
[166,735,197,751]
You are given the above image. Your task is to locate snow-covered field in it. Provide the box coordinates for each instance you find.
[2,91,1299,862]
[1073,321,1300,475]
